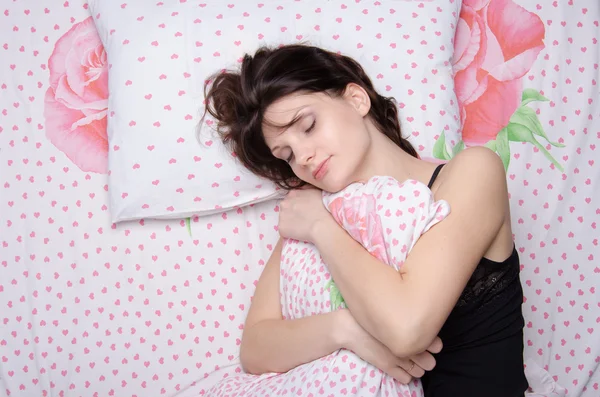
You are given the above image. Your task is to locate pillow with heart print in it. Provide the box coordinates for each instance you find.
[88,0,462,222]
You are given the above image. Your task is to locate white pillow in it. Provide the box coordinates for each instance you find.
[89,0,462,222]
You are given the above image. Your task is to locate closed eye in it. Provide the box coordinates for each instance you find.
[285,118,316,163]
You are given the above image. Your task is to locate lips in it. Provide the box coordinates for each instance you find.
[312,157,331,180]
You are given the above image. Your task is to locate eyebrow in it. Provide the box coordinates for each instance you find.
[268,107,308,154]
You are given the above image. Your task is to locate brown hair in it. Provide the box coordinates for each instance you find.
[203,44,418,189]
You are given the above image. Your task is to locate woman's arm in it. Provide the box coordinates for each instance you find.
[240,238,440,380]
[240,238,346,374]
[242,311,350,374]
[304,147,510,357]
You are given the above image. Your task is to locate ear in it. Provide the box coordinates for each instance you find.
[343,83,371,117]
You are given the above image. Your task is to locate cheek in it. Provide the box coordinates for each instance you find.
[290,164,312,182]
[324,119,358,149]
[339,123,369,155]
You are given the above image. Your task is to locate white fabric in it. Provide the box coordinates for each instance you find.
[508,1,600,396]
[525,359,567,397]
[1,1,599,397]
[88,0,462,222]
[205,176,449,396]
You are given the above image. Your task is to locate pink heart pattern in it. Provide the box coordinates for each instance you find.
[206,177,449,395]
[0,0,599,396]
[88,0,462,222]
[499,1,600,396]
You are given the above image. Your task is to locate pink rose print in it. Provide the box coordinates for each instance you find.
[433,0,564,172]
[326,194,389,310]
[44,16,109,173]
[328,195,388,263]
[454,0,544,145]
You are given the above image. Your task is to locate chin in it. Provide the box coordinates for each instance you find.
[319,177,351,194]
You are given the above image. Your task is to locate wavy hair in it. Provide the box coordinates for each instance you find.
[203,44,417,189]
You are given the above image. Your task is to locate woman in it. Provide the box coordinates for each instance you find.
[204,44,528,397]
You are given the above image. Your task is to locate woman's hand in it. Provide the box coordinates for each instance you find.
[341,309,441,384]
[278,187,331,243]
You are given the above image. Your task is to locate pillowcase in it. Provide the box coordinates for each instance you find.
[89,0,462,222]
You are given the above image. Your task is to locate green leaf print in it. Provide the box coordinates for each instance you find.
[484,140,497,152]
[432,131,452,160]
[520,88,549,107]
[325,279,346,311]
[495,127,511,171]
[510,106,565,148]
[185,217,192,237]
[433,88,564,173]
[452,140,465,157]
[506,122,564,172]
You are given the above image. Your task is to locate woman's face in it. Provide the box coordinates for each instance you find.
[262,84,372,193]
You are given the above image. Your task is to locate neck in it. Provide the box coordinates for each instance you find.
[356,123,438,187]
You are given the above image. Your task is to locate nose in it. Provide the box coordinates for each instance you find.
[297,153,314,166]
[293,140,315,166]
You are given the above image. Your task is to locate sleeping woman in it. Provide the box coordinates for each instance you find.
[201,44,528,397]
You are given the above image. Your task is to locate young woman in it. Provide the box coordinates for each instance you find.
[203,44,528,397]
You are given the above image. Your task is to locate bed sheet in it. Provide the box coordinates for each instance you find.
[503,2,599,396]
[1,1,599,397]
[0,4,281,397]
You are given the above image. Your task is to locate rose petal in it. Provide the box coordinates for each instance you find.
[462,77,522,145]
[48,17,99,90]
[65,39,108,101]
[463,0,491,11]
[488,45,545,82]
[44,87,108,173]
[54,74,108,111]
[71,109,108,130]
[455,65,488,105]
[463,72,490,109]
[486,0,545,64]
[453,7,487,103]
[481,3,544,82]
[452,18,473,70]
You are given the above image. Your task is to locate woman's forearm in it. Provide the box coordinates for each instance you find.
[310,218,424,357]
[240,309,352,375]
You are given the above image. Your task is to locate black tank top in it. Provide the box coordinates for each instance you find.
[420,164,529,397]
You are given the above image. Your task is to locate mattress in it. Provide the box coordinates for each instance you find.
[1,1,598,396]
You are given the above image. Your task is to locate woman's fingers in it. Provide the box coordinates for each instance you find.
[427,336,443,354]
[397,358,426,379]
[400,337,442,374]
[407,350,436,372]
[387,366,413,384]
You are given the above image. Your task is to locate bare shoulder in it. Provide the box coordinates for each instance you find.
[441,146,506,181]
[435,146,508,201]
[399,149,513,344]
[431,146,510,241]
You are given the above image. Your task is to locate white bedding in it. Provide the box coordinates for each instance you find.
[1,1,599,397]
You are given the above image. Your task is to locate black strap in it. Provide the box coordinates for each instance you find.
[427,164,445,189]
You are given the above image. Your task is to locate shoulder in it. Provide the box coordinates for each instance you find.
[396,148,511,346]
[435,146,508,221]
[442,146,506,182]
[437,146,507,197]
